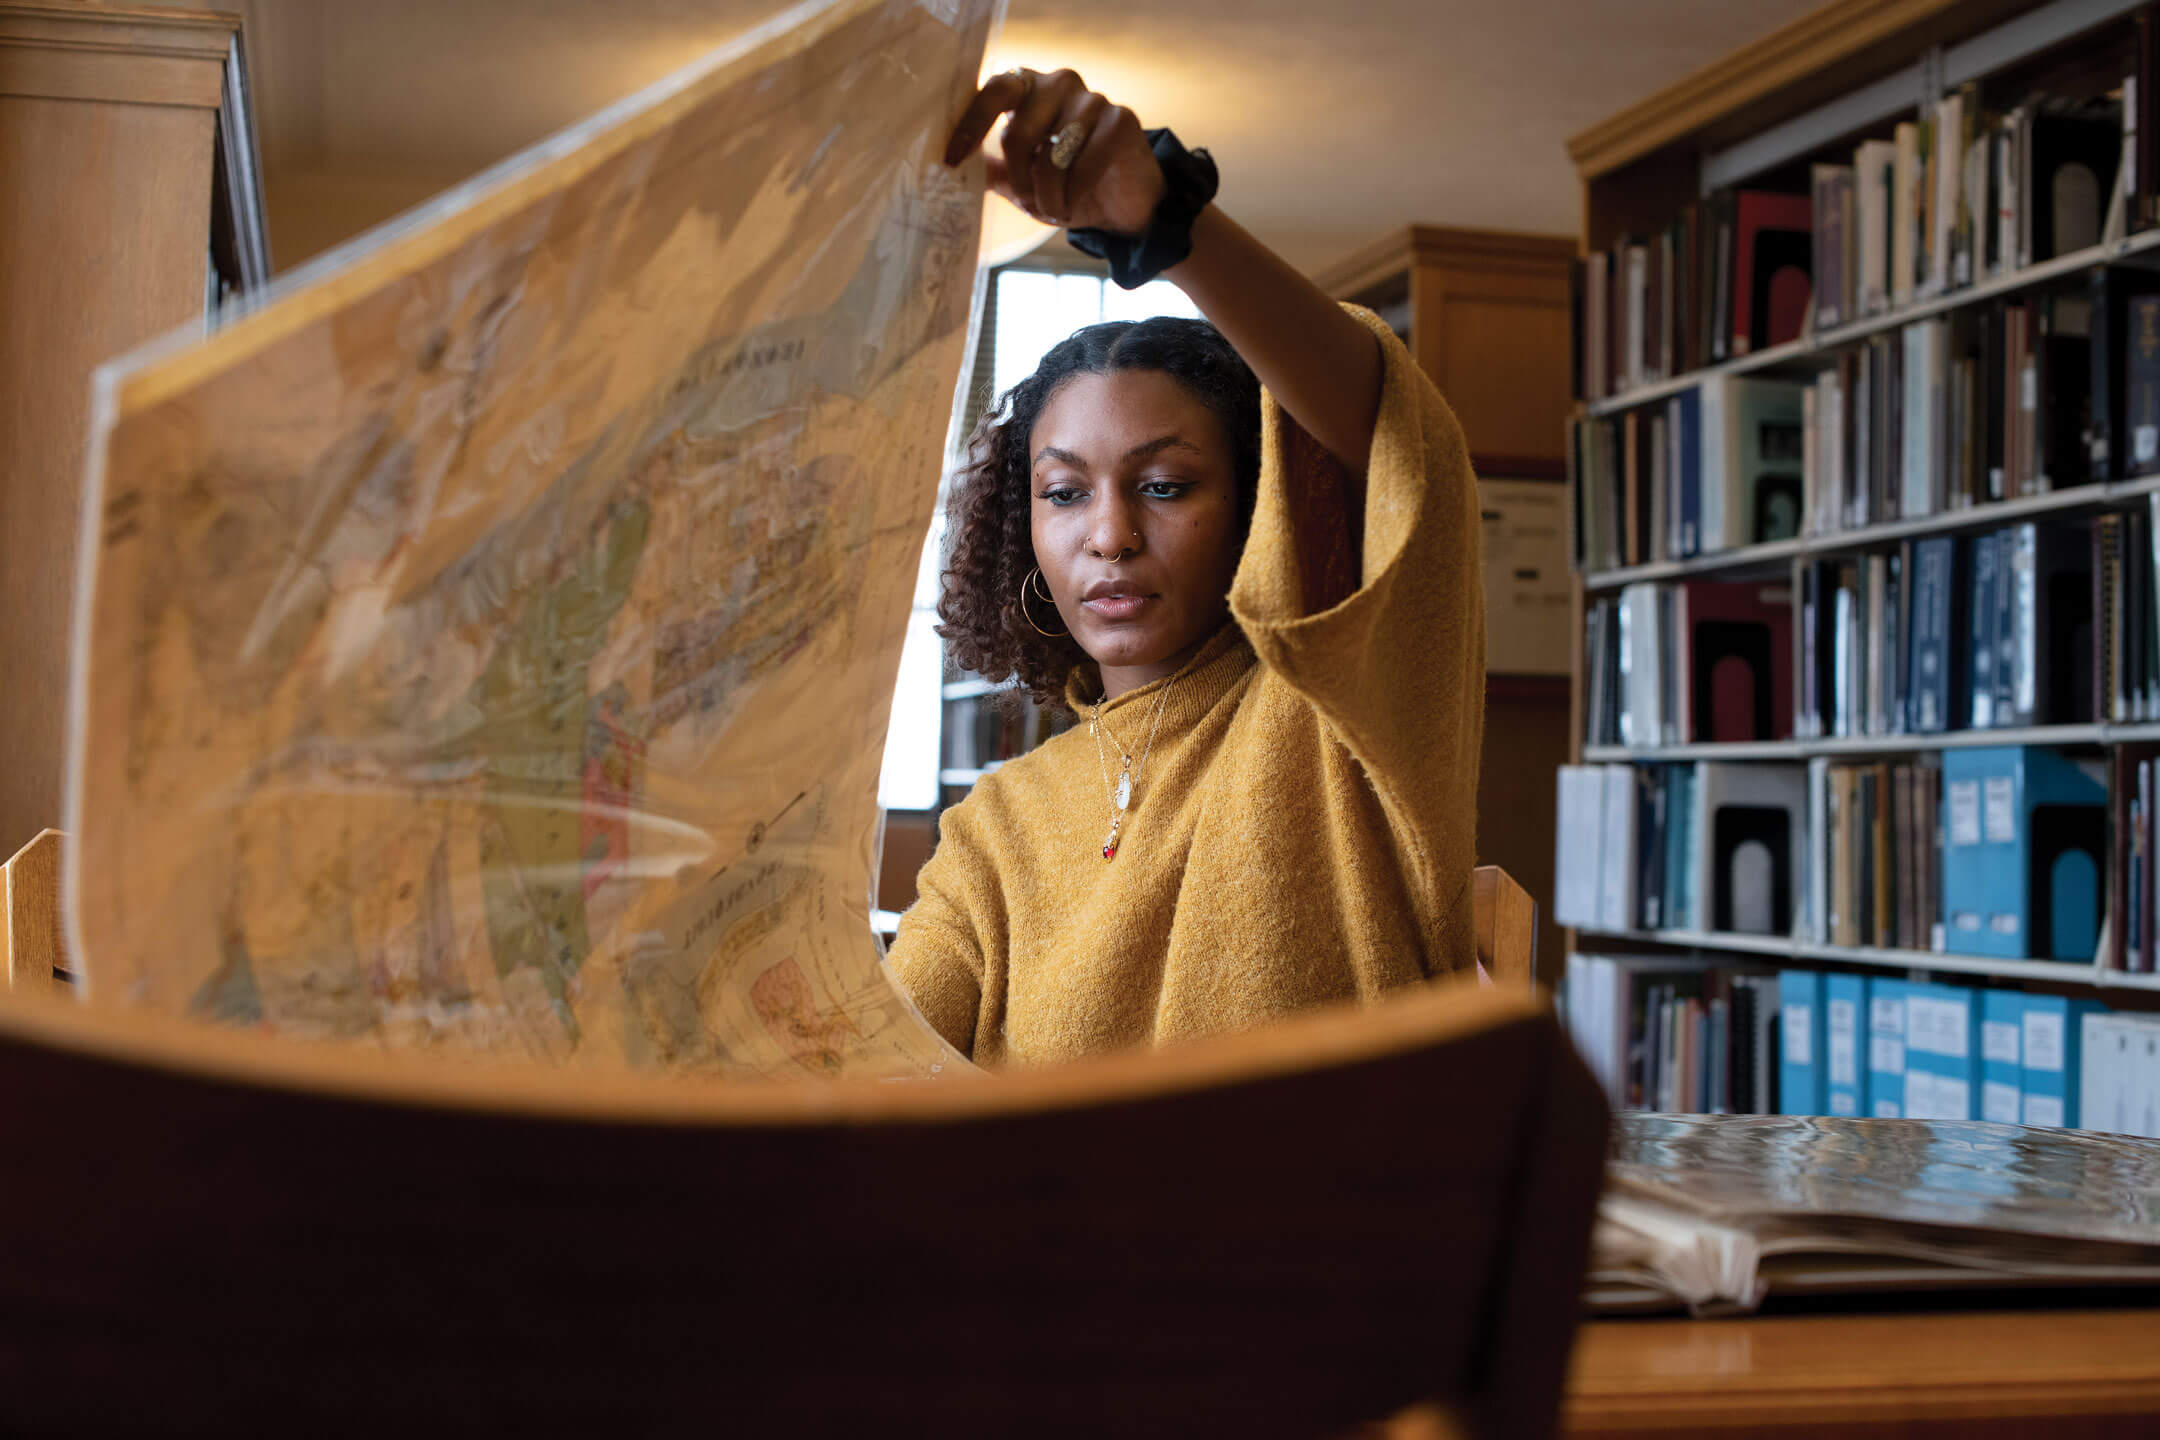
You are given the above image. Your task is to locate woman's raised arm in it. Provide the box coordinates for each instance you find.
[946,68,1383,472]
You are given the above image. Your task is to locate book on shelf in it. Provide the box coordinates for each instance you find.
[1561,956,2160,1133]
[2112,743,2160,973]
[1575,69,2131,409]
[1788,515,2139,742]
[1811,164,1850,332]
[2140,7,2160,233]
[1867,977,1909,1116]
[1557,761,1801,939]
[1568,377,1802,570]
[1574,279,2160,580]
[1584,579,1792,749]
[1569,739,2146,976]
[1788,293,2105,539]
[940,683,1072,778]
[1809,756,1941,954]
[1941,745,2107,963]
[1778,969,1825,1115]
[1824,970,1865,1116]
[1904,979,1984,1120]
[2084,1009,2160,1133]
[1983,988,2027,1124]
[1587,1112,2160,1316]
[1556,763,1703,934]
[1855,138,1896,316]
[1562,954,1778,1115]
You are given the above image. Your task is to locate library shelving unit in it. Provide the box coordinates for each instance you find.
[937,676,1073,804]
[1562,0,2160,1006]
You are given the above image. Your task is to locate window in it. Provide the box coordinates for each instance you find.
[876,266,1200,811]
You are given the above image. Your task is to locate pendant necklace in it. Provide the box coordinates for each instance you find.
[1090,675,1179,861]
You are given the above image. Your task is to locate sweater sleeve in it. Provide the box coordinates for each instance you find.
[883,799,1001,1059]
[1227,304,1485,920]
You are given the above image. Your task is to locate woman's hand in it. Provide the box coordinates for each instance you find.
[945,68,1165,234]
[948,66,1383,472]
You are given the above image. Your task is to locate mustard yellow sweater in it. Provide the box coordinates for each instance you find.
[888,306,1484,1067]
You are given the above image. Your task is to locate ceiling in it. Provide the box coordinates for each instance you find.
[178,0,1829,274]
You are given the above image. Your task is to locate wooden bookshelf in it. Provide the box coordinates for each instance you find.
[1563,0,2160,1004]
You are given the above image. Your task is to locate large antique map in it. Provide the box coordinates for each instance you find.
[67,0,994,1078]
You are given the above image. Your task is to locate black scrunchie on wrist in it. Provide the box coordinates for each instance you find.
[1066,128,1219,290]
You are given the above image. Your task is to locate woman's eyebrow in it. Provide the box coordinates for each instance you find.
[1122,434,1202,462]
[1031,435,1201,471]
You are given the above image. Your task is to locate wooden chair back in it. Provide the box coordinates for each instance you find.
[0,971,1605,1438]
[1,829,68,994]
[1472,865,1539,989]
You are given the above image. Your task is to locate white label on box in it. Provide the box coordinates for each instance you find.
[1983,1020,2020,1065]
[1829,999,1858,1085]
[2024,1093,2066,1128]
[1831,1090,1858,1116]
[1871,1035,1906,1073]
[1933,1075,1971,1119]
[1907,996,1968,1057]
[1938,1001,1972,1059]
[1783,1003,1813,1067]
[1871,995,1905,1033]
[2021,362,2038,412]
[2023,1008,2065,1072]
[1949,780,1981,846]
[1953,911,1982,932]
[1983,1079,2021,1124]
[1874,1099,1902,1117]
[1905,1069,1937,1118]
[1991,913,2021,935]
[2140,424,2159,465]
[1983,776,2016,844]
[2144,1038,2160,1139]
[1906,998,1940,1054]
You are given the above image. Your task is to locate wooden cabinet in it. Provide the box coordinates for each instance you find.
[0,2,266,856]
[1318,225,1576,984]
[1317,225,1577,472]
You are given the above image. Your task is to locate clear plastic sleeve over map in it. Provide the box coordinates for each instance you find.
[66,0,998,1078]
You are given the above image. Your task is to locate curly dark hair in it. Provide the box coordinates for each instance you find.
[937,315,1262,710]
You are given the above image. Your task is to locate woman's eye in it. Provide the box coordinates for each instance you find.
[1038,485,1084,507]
[1139,479,1191,500]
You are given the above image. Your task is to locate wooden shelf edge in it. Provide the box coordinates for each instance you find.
[1316,224,1579,302]
[1568,923,2160,987]
[1579,477,2160,592]
[1567,0,1977,181]
[1582,228,2160,421]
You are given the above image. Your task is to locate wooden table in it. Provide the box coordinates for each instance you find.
[1564,1309,2160,1437]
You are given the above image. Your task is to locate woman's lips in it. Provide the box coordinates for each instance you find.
[1081,594,1151,621]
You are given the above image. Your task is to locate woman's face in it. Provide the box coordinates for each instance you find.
[1028,369,1243,683]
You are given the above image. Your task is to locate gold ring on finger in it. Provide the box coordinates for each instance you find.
[1049,120,1087,170]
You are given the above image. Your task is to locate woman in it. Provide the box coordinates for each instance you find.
[886,67,1485,1066]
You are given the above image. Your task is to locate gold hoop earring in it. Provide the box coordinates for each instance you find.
[1019,564,1068,638]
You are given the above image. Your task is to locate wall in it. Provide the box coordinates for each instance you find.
[262,168,463,271]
